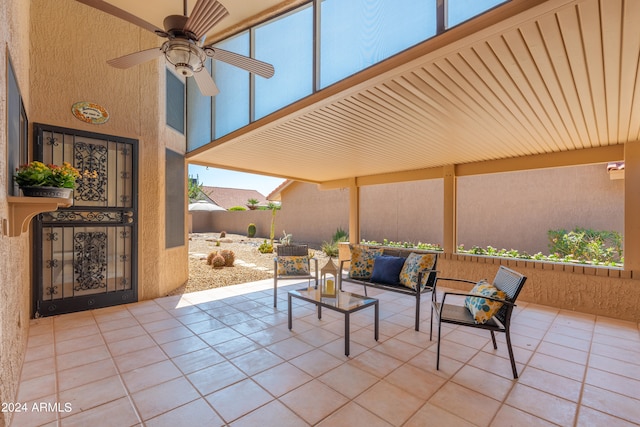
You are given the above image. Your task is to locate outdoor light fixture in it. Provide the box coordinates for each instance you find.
[162,39,206,77]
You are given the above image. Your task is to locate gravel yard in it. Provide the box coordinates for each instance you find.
[167,233,330,296]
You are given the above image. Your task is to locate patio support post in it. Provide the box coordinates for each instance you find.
[443,165,457,254]
[624,142,640,276]
[348,179,360,244]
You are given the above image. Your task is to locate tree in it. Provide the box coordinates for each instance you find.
[188,175,204,201]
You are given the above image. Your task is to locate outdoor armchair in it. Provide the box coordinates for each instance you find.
[430,265,527,378]
[273,244,318,307]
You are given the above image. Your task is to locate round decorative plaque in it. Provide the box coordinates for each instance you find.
[71,101,109,124]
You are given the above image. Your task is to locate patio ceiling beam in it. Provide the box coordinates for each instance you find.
[317,145,624,190]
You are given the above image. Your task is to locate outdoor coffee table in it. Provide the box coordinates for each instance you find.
[288,288,379,356]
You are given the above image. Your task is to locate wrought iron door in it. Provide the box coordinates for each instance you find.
[33,124,138,317]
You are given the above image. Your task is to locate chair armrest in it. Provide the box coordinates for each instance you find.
[435,277,477,285]
[441,291,515,307]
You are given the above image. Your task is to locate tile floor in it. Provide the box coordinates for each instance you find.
[10,278,640,426]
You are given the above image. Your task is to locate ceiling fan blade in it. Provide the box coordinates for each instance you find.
[107,47,164,69]
[75,0,165,35]
[184,0,229,40]
[207,47,275,79]
[192,69,220,97]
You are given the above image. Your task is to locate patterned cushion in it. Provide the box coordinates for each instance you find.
[277,256,309,275]
[464,280,507,324]
[399,252,437,290]
[348,245,383,279]
[370,256,405,286]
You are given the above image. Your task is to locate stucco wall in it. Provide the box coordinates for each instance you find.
[457,164,624,254]
[201,165,623,255]
[29,0,189,301]
[0,1,32,425]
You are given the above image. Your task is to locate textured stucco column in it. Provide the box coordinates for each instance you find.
[443,164,457,254]
[624,141,640,275]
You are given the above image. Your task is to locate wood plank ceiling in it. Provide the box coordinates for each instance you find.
[187,0,640,186]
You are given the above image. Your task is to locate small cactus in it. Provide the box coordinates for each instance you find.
[206,251,217,265]
[220,249,235,267]
[247,223,257,238]
[211,253,226,268]
[220,231,226,238]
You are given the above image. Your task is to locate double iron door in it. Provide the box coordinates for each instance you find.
[33,124,138,317]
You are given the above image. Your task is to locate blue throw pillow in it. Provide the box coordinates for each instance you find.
[370,256,406,286]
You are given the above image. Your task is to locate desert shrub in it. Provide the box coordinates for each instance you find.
[548,227,622,264]
[258,240,273,254]
[220,249,235,267]
[322,227,349,257]
[219,231,226,238]
[229,206,247,211]
[211,253,226,268]
[206,251,216,265]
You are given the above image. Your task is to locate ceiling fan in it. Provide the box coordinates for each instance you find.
[76,0,275,96]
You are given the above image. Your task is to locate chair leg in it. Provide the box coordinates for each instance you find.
[490,331,497,349]
[274,277,278,308]
[415,291,421,332]
[436,318,443,370]
[429,304,433,341]
[505,329,519,379]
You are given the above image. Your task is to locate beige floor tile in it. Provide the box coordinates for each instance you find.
[490,405,558,427]
[535,340,589,364]
[184,317,226,334]
[385,363,447,400]
[230,347,285,376]
[107,334,156,357]
[405,403,475,427]
[113,345,168,373]
[56,345,111,371]
[316,402,392,427]
[266,336,315,360]
[95,316,139,333]
[451,364,514,402]
[527,352,586,381]
[59,375,128,417]
[54,324,100,344]
[355,380,424,425]
[505,383,577,426]
[466,350,521,380]
[121,359,182,393]
[229,400,308,427]
[131,377,200,421]
[211,335,262,358]
[23,343,55,363]
[26,332,54,348]
[187,360,247,395]
[6,394,60,427]
[57,358,119,392]
[171,346,226,374]
[245,325,291,346]
[16,373,56,402]
[280,379,349,425]
[160,335,208,358]
[318,363,379,398]
[590,341,639,366]
[577,405,639,427]
[589,353,640,381]
[580,384,640,425]
[371,337,423,361]
[409,348,464,378]
[289,348,344,377]
[348,349,403,378]
[517,365,582,402]
[60,396,140,427]
[430,382,501,426]
[206,379,273,423]
[252,362,313,397]
[585,367,640,400]
[145,398,224,427]
[101,325,147,343]
[148,325,195,345]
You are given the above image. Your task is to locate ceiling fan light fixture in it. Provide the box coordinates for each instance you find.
[163,39,205,77]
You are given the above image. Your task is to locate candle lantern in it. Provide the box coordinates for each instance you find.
[320,257,339,297]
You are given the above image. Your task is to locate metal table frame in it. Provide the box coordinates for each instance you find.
[288,288,379,356]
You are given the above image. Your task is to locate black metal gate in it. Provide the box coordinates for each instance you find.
[33,124,138,317]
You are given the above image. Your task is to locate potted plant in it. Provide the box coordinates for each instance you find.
[14,161,81,198]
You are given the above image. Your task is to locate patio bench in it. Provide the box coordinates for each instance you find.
[338,245,438,331]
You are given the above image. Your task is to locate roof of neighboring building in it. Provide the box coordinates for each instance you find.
[267,180,295,201]
[200,186,268,210]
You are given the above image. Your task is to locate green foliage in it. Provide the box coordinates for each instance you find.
[322,227,350,257]
[229,206,247,211]
[361,239,442,252]
[247,198,259,209]
[258,240,273,254]
[548,227,623,265]
[247,223,257,238]
[15,161,82,189]
[187,175,204,201]
[269,203,278,245]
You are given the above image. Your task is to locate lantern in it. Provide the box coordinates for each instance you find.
[320,257,339,297]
